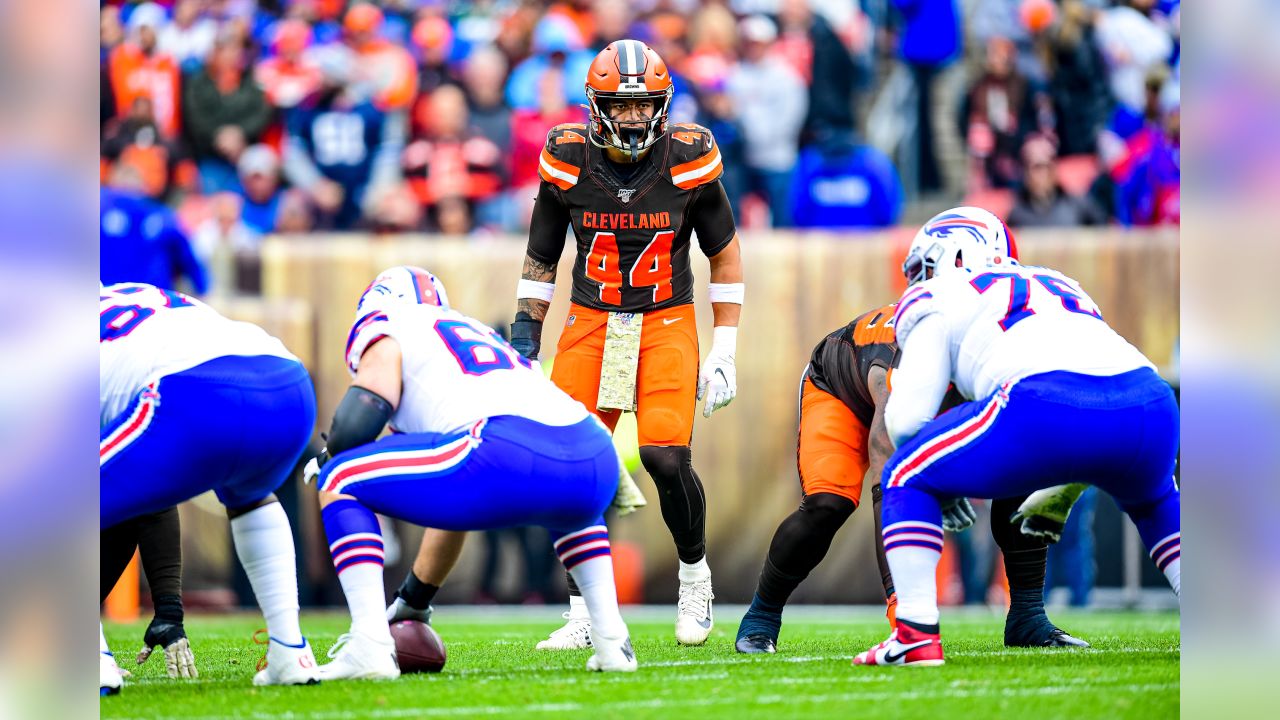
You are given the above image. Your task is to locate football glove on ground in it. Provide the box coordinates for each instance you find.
[136,617,197,678]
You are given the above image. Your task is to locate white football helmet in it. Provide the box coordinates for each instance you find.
[902,206,1020,285]
[357,266,449,313]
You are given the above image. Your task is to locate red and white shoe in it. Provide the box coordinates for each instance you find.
[851,620,944,667]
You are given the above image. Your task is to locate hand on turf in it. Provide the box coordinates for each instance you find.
[697,329,737,418]
[137,618,198,678]
[941,497,978,533]
[387,596,433,624]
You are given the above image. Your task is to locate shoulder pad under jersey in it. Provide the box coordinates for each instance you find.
[666,123,723,190]
[538,123,588,191]
[892,279,946,347]
[851,303,900,350]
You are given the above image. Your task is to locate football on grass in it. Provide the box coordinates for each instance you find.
[390,620,447,673]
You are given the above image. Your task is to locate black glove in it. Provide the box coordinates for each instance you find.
[143,615,185,646]
[510,311,543,361]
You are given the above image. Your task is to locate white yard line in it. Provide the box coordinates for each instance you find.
[119,645,1178,688]
[121,682,1179,720]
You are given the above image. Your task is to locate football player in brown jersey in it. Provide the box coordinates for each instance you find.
[734,304,1089,653]
[386,39,741,647]
[514,39,743,647]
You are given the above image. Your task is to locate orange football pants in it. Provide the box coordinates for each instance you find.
[797,376,870,505]
[551,303,699,447]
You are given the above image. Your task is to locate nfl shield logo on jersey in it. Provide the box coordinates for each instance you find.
[617,188,636,203]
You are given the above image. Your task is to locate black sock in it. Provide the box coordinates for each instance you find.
[990,496,1049,617]
[566,570,580,597]
[397,571,440,610]
[754,493,854,609]
[1004,548,1049,616]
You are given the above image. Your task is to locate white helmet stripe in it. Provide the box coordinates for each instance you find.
[623,40,641,77]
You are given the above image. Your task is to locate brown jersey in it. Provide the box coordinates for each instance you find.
[526,122,738,313]
[806,304,900,428]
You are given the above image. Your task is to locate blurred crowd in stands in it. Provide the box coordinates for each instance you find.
[100,0,1180,292]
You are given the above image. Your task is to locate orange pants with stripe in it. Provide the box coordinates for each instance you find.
[797,376,870,505]
[551,303,699,446]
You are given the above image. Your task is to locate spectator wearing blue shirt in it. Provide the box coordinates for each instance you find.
[101,166,208,294]
[235,145,285,235]
[891,0,961,194]
[283,46,404,230]
[790,136,903,228]
[504,15,594,112]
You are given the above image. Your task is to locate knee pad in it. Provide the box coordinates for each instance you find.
[799,492,855,534]
[637,407,687,447]
[638,444,690,483]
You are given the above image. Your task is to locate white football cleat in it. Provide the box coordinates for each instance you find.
[675,578,715,645]
[586,633,637,672]
[100,651,123,696]
[535,610,592,650]
[319,632,400,681]
[252,637,322,686]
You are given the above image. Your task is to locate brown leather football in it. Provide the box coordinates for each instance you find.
[390,620,446,673]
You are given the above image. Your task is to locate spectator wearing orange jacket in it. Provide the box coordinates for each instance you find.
[108,3,182,139]
[256,19,324,111]
[344,2,419,112]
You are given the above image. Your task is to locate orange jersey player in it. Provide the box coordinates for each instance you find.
[387,39,743,650]
[519,39,743,648]
[735,304,1089,654]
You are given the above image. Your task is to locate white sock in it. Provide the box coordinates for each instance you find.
[100,623,110,654]
[886,545,941,626]
[568,556,628,640]
[231,502,303,646]
[339,562,392,641]
[567,593,590,620]
[678,556,711,583]
[1163,557,1181,597]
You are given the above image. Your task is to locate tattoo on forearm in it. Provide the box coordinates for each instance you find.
[518,255,557,322]
[517,298,550,322]
[522,256,558,283]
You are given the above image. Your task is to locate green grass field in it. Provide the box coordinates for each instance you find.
[103,607,1179,720]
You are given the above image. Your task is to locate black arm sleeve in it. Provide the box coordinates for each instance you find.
[690,180,737,257]
[526,182,573,265]
[323,386,394,463]
[138,506,183,601]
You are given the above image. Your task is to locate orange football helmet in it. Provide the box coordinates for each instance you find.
[584,39,674,159]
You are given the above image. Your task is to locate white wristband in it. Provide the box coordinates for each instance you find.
[711,325,737,355]
[708,282,745,305]
[516,279,556,302]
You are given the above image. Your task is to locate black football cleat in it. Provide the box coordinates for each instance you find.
[735,635,777,654]
[1004,613,1090,648]
[1043,628,1091,648]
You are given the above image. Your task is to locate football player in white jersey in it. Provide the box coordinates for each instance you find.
[100,283,321,691]
[851,208,1181,668]
[305,267,636,679]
